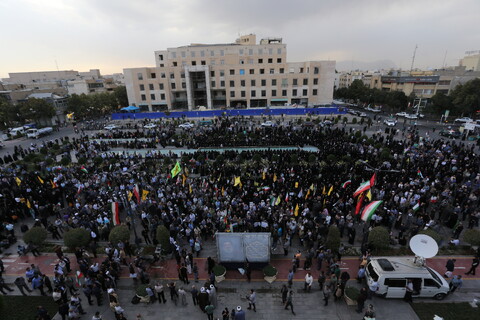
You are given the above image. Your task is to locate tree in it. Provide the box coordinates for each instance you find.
[156,225,172,253]
[368,226,390,250]
[463,229,480,247]
[325,225,341,252]
[18,98,55,123]
[23,227,48,246]
[109,225,130,244]
[428,92,452,115]
[449,78,480,116]
[114,86,128,107]
[63,228,91,249]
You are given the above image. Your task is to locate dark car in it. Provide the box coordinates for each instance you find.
[439,130,461,139]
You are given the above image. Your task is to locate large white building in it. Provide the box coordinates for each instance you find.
[124,34,335,111]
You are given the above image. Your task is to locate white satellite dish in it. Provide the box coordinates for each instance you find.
[409,234,438,259]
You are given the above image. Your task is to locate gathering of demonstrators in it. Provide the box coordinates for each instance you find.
[0,114,479,319]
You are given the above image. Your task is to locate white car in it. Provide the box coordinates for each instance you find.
[396,112,408,117]
[454,117,473,123]
[261,121,276,127]
[384,119,397,126]
[178,122,194,129]
[359,112,368,117]
[143,123,157,129]
[405,114,418,120]
[104,124,118,130]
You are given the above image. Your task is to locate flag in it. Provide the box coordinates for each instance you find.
[275,195,281,206]
[297,188,304,198]
[221,186,225,196]
[322,186,326,195]
[294,203,299,217]
[262,171,266,180]
[309,184,315,191]
[111,202,120,225]
[341,180,351,189]
[361,200,383,222]
[412,202,420,212]
[66,112,74,119]
[417,170,424,179]
[270,196,276,206]
[234,176,242,187]
[141,190,149,201]
[171,161,181,178]
[305,189,311,200]
[50,180,58,189]
[365,189,372,201]
[355,193,365,215]
[26,199,32,209]
[37,176,44,184]
[370,173,376,187]
[353,181,371,198]
[127,191,133,202]
[273,173,277,182]
[328,185,334,196]
[77,185,83,195]
[285,193,289,202]
[15,177,21,186]
[182,174,187,187]
[133,185,140,203]
[295,182,299,188]
[189,184,193,194]
[80,166,88,174]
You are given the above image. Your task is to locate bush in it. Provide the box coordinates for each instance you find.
[93,156,103,166]
[213,265,226,277]
[308,154,317,163]
[352,117,357,124]
[156,225,171,253]
[60,157,71,166]
[326,154,337,163]
[253,153,262,163]
[418,229,442,245]
[368,226,390,250]
[135,284,149,297]
[109,225,130,244]
[344,286,360,300]
[63,228,91,249]
[263,265,277,277]
[325,225,341,252]
[23,227,48,246]
[289,154,298,165]
[463,229,480,246]
[77,157,87,165]
[45,157,54,165]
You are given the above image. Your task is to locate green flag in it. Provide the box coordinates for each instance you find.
[171,161,181,178]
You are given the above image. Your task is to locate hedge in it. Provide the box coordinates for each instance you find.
[368,226,390,250]
[325,225,341,252]
[23,227,48,245]
[463,229,480,247]
[263,265,277,277]
[156,225,171,253]
[109,225,130,244]
[63,228,91,249]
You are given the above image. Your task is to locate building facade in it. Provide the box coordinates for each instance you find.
[124,34,335,111]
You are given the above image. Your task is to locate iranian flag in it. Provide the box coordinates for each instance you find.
[133,184,141,203]
[412,202,420,212]
[80,166,88,174]
[341,180,352,189]
[361,200,383,222]
[417,170,424,179]
[112,201,120,225]
[353,181,371,198]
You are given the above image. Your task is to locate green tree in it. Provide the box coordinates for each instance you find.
[18,98,55,123]
[156,225,172,253]
[368,226,390,250]
[63,228,91,249]
[428,92,452,115]
[449,78,480,116]
[114,86,128,107]
[463,229,480,247]
[325,225,341,252]
[23,227,48,246]
[109,225,130,244]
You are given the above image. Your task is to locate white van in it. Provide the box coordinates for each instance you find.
[365,257,450,300]
[9,127,25,136]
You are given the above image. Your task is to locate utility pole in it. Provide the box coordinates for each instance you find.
[410,45,418,73]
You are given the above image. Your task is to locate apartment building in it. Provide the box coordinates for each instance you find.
[124,34,335,111]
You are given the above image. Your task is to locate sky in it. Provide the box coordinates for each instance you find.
[1,0,479,78]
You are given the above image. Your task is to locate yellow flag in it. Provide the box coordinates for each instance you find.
[221,186,225,195]
[309,183,315,191]
[50,180,57,189]
[262,172,266,180]
[366,189,372,201]
[26,199,32,209]
[189,184,193,194]
[328,185,334,196]
[254,181,259,187]
[37,176,44,184]
[234,176,242,187]
[128,191,133,201]
[182,174,187,187]
[305,189,311,200]
[322,186,326,195]
[275,195,281,206]
[273,173,277,182]
[295,182,299,188]
[294,203,299,216]
[171,161,181,178]
[141,190,149,201]
[15,177,22,186]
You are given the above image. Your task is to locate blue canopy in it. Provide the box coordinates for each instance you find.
[121,106,140,112]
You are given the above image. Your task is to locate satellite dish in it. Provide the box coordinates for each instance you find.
[409,234,438,259]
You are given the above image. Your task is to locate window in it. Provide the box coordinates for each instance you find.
[293,79,298,85]
[249,69,255,75]
[439,80,451,85]
[277,58,282,63]
[191,51,196,57]
[260,69,265,74]
[272,79,277,86]
[211,71,215,77]
[220,50,225,56]
[303,89,308,96]
[151,73,156,79]
[261,79,266,86]
[192,61,196,66]
[230,69,235,75]
[313,89,318,96]
[201,61,206,65]
[303,79,308,85]
[175,92,180,98]
[292,89,297,96]
[272,90,277,97]
[200,51,205,57]
[137,73,143,80]
[270,68,274,74]
[220,60,225,65]
[161,73,166,78]
[251,80,256,86]
[261,90,266,97]
[268,58,273,63]
[170,73,175,79]
[249,49,253,55]
[149,84,154,90]
[281,78,288,87]
[240,80,245,87]
[241,91,245,97]
[159,83,164,90]
[150,94,155,100]
[173,62,178,67]
[277,48,282,54]
[258,49,263,54]
[158,54,164,61]
[282,89,287,96]
[220,70,225,77]
[171,83,176,89]
[248,59,254,64]
[220,80,225,87]
[210,60,216,66]
[280,68,285,74]
[210,50,215,57]
[239,69,245,75]
[160,93,165,100]
[181,51,186,58]
[230,91,235,98]
[258,58,263,64]
[211,81,216,87]
[159,64,164,67]
[139,84,145,91]
[230,80,235,87]
[314,78,318,85]
[300,67,304,73]
[182,83,186,89]
[384,279,406,288]
[251,90,256,97]
[314,67,319,74]
[141,94,146,101]
[424,279,440,288]
[239,49,244,55]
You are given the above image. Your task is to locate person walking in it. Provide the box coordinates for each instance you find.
[284,290,296,315]
[247,289,256,312]
[304,272,313,292]
[323,283,332,306]
[154,282,167,303]
[180,264,189,284]
[444,259,456,278]
[32,275,46,296]
[287,269,294,288]
[449,275,463,293]
[191,285,199,306]
[14,276,33,296]
[281,284,288,304]
[404,279,414,302]
[465,256,479,275]
[234,306,245,320]
[356,287,368,313]
[205,303,215,320]
[193,262,199,282]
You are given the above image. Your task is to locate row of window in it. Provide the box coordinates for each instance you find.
[164,47,283,60]
[141,93,166,101]
[170,58,283,67]
[229,89,316,98]
[137,66,320,80]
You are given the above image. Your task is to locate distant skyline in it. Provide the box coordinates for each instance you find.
[1,0,479,78]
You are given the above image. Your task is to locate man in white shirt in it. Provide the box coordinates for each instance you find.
[304,272,313,292]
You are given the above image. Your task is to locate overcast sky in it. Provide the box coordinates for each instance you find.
[1,0,479,78]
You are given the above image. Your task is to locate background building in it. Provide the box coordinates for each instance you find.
[460,51,480,71]
[124,34,335,111]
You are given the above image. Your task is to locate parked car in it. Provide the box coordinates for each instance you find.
[384,119,397,126]
[348,109,360,116]
[439,129,461,139]
[104,124,118,130]
[396,112,408,117]
[178,122,194,129]
[359,112,368,118]
[143,123,157,129]
[454,117,473,123]
[261,121,276,127]
[322,120,333,126]
[405,114,418,120]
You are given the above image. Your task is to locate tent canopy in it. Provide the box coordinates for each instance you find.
[121,106,140,112]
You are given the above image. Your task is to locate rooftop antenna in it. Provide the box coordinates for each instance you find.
[410,44,418,73]
[409,234,438,267]
[55,59,60,72]
[442,50,448,68]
